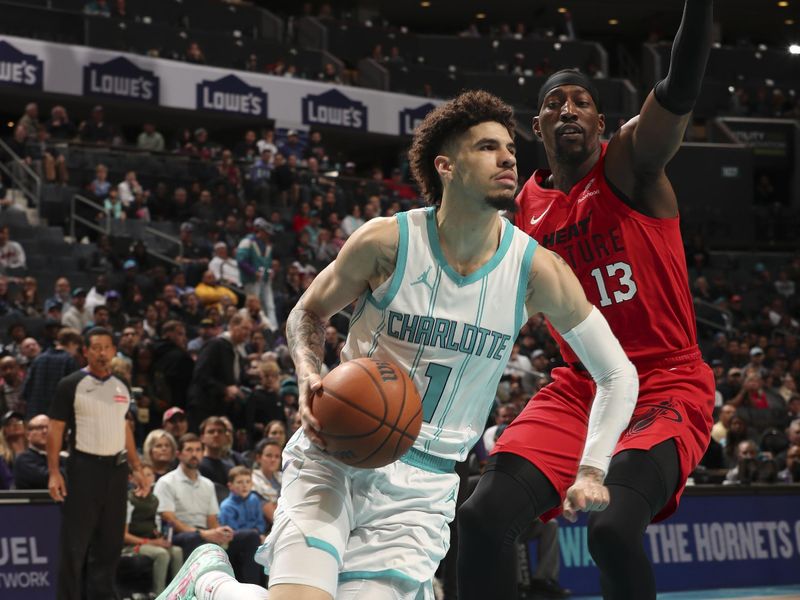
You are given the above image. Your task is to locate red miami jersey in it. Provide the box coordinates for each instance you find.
[514,142,698,364]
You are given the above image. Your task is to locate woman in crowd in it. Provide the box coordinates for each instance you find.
[251,438,282,529]
[264,419,287,449]
[142,429,178,480]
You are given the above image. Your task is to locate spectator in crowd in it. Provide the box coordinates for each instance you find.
[17,102,39,140]
[718,366,743,402]
[62,288,92,332]
[143,428,178,480]
[176,222,210,285]
[18,276,42,317]
[318,62,342,83]
[118,170,146,208]
[778,444,800,483]
[3,323,27,360]
[264,418,288,448]
[187,318,218,355]
[154,433,260,583]
[517,518,571,599]
[2,409,26,459]
[251,438,282,527]
[163,407,189,441]
[245,360,284,442]
[46,105,76,141]
[88,163,111,201]
[195,270,238,313]
[85,274,110,312]
[199,415,237,487]
[237,218,275,323]
[21,327,82,418]
[185,42,206,65]
[240,294,274,336]
[13,413,55,489]
[0,427,13,489]
[219,465,267,539]
[725,439,759,484]
[187,315,251,428]
[151,320,194,411]
[79,105,115,145]
[137,122,165,152]
[19,337,42,366]
[341,203,365,238]
[0,356,25,415]
[0,225,27,271]
[256,128,278,158]
[711,403,737,444]
[123,463,183,595]
[47,327,145,600]
[724,414,752,467]
[209,242,242,288]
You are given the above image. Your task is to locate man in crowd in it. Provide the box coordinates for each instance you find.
[199,416,236,487]
[13,414,57,489]
[187,315,251,428]
[0,225,27,271]
[21,328,82,418]
[62,288,92,332]
[154,433,261,583]
[163,407,189,441]
[151,320,194,410]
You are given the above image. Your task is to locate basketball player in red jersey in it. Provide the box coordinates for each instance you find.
[458,1,714,599]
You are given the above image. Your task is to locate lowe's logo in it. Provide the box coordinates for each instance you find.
[399,103,436,136]
[0,41,43,90]
[196,74,268,117]
[83,56,159,103]
[302,89,367,131]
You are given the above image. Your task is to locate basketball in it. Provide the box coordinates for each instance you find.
[313,358,422,469]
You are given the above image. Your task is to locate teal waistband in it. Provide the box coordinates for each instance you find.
[399,447,456,474]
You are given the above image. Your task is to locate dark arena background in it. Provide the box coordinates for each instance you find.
[0,0,798,599]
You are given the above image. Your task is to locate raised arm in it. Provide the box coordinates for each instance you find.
[288,216,399,447]
[606,0,713,218]
[527,249,639,519]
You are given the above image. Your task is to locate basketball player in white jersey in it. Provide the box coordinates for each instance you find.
[157,90,638,600]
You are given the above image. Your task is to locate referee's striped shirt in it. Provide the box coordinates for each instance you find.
[49,369,131,456]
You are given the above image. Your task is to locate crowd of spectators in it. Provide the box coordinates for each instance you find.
[1,90,799,595]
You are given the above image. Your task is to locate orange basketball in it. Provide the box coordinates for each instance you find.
[313,358,422,468]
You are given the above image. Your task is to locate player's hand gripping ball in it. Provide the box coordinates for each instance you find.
[313,358,422,468]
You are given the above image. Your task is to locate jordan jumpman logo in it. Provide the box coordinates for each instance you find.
[410,266,434,291]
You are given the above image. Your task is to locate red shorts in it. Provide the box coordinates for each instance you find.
[493,356,715,523]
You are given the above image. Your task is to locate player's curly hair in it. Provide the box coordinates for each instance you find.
[408,90,515,205]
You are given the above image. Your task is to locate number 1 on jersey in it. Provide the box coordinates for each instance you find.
[421,362,452,422]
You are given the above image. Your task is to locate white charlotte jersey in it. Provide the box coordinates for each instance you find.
[341,207,538,461]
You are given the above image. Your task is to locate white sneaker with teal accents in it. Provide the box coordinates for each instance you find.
[157,544,234,600]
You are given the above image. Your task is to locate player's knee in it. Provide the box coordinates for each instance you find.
[458,494,497,542]
[587,511,629,562]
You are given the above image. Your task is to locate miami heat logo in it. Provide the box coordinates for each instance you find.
[624,398,683,436]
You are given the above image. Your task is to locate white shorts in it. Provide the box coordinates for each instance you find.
[255,430,460,586]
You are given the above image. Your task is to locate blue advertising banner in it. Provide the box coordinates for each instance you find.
[398,103,436,136]
[82,56,159,104]
[0,503,60,599]
[552,490,800,595]
[195,74,268,118]
[0,40,43,90]
[302,89,368,131]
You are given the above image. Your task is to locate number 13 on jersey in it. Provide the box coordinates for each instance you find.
[590,261,638,307]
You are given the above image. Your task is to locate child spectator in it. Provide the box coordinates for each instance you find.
[219,466,267,540]
[122,464,184,595]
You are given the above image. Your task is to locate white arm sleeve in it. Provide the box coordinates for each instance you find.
[560,307,639,476]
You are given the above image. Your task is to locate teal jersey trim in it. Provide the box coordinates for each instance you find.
[339,569,421,584]
[399,446,456,474]
[349,292,369,329]
[305,536,341,564]
[424,207,514,287]
[408,265,443,380]
[367,211,409,309]
[514,238,539,333]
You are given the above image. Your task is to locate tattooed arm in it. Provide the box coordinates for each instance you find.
[525,247,638,520]
[288,216,399,447]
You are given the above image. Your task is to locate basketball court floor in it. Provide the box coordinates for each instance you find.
[572,586,800,599]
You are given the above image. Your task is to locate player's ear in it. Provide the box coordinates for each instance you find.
[532,116,543,141]
[597,112,606,136]
[434,155,453,182]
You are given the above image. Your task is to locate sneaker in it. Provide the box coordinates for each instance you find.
[157,544,234,600]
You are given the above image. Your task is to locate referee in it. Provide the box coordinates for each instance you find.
[47,327,145,600]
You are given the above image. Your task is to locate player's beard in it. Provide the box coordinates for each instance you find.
[553,135,593,166]
[484,191,517,212]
